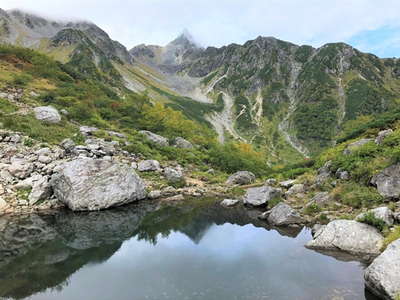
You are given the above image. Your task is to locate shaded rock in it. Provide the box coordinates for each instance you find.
[306,220,384,261]
[394,212,400,223]
[365,239,400,300]
[267,203,304,226]
[311,224,325,237]
[279,179,296,188]
[375,129,393,145]
[51,158,146,211]
[371,164,400,199]
[243,186,282,207]
[343,138,373,155]
[28,175,52,204]
[79,126,98,136]
[226,171,255,185]
[33,106,61,124]
[265,178,277,186]
[315,161,332,185]
[164,167,184,183]
[173,137,193,149]
[220,199,239,207]
[138,160,160,172]
[60,139,75,153]
[139,130,168,147]
[357,207,394,226]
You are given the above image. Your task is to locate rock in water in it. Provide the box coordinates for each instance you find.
[226,171,255,185]
[371,164,400,199]
[365,239,400,300]
[33,106,61,123]
[220,199,240,207]
[267,203,304,226]
[243,186,282,206]
[306,220,383,261]
[51,158,146,211]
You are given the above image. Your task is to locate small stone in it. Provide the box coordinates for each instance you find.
[220,199,239,207]
[138,160,161,172]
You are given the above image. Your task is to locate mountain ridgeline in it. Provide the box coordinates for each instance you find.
[1,8,400,163]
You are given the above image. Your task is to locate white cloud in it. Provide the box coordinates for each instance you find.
[2,0,400,55]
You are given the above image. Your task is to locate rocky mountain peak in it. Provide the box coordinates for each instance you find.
[169,29,199,48]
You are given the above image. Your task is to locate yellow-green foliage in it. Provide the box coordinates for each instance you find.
[382,226,400,251]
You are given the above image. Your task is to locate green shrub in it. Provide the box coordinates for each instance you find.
[358,212,387,231]
[303,203,321,215]
[12,73,33,86]
[382,226,400,251]
[332,183,383,208]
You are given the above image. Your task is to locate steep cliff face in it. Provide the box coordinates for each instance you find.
[131,35,400,157]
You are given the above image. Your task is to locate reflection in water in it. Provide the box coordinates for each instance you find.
[0,200,378,300]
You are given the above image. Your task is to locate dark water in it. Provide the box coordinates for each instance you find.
[0,200,379,300]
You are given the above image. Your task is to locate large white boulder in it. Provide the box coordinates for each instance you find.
[51,158,146,211]
[33,106,61,124]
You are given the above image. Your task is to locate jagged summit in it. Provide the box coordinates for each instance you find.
[169,29,199,48]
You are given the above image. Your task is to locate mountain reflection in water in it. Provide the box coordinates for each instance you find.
[0,199,379,300]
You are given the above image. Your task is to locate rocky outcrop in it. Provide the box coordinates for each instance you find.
[365,239,400,300]
[343,139,373,155]
[220,199,240,207]
[139,130,169,147]
[173,137,193,149]
[371,164,400,199]
[357,207,395,226]
[306,192,333,208]
[306,220,384,261]
[138,160,161,172]
[315,161,332,185]
[33,106,61,123]
[226,171,255,185]
[243,185,282,206]
[51,157,146,211]
[267,203,304,226]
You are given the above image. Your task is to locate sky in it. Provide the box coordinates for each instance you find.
[2,0,400,58]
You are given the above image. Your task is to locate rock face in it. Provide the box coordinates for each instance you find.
[357,207,394,226]
[173,137,193,149]
[267,203,304,226]
[243,186,282,206]
[306,220,384,261]
[138,160,161,172]
[226,171,256,185]
[371,164,400,199]
[51,158,146,211]
[220,199,240,207]
[33,106,61,123]
[365,239,400,300]
[343,138,373,155]
[139,130,169,147]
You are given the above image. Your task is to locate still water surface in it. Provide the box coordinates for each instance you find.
[0,200,378,300]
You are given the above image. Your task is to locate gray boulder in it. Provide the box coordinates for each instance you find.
[138,160,160,172]
[139,130,169,147]
[226,171,256,185]
[343,138,373,155]
[286,184,305,196]
[371,164,400,199]
[28,175,52,204]
[33,106,61,124]
[173,137,193,149]
[164,167,184,183]
[243,186,282,207]
[357,207,394,226]
[306,220,384,261]
[336,168,350,180]
[267,203,304,226]
[279,179,296,188]
[375,129,393,145]
[60,139,76,153]
[51,158,146,211]
[365,239,400,300]
[307,192,333,207]
[220,199,240,207]
[265,178,277,186]
[79,126,98,136]
[315,161,332,185]
[8,158,33,179]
